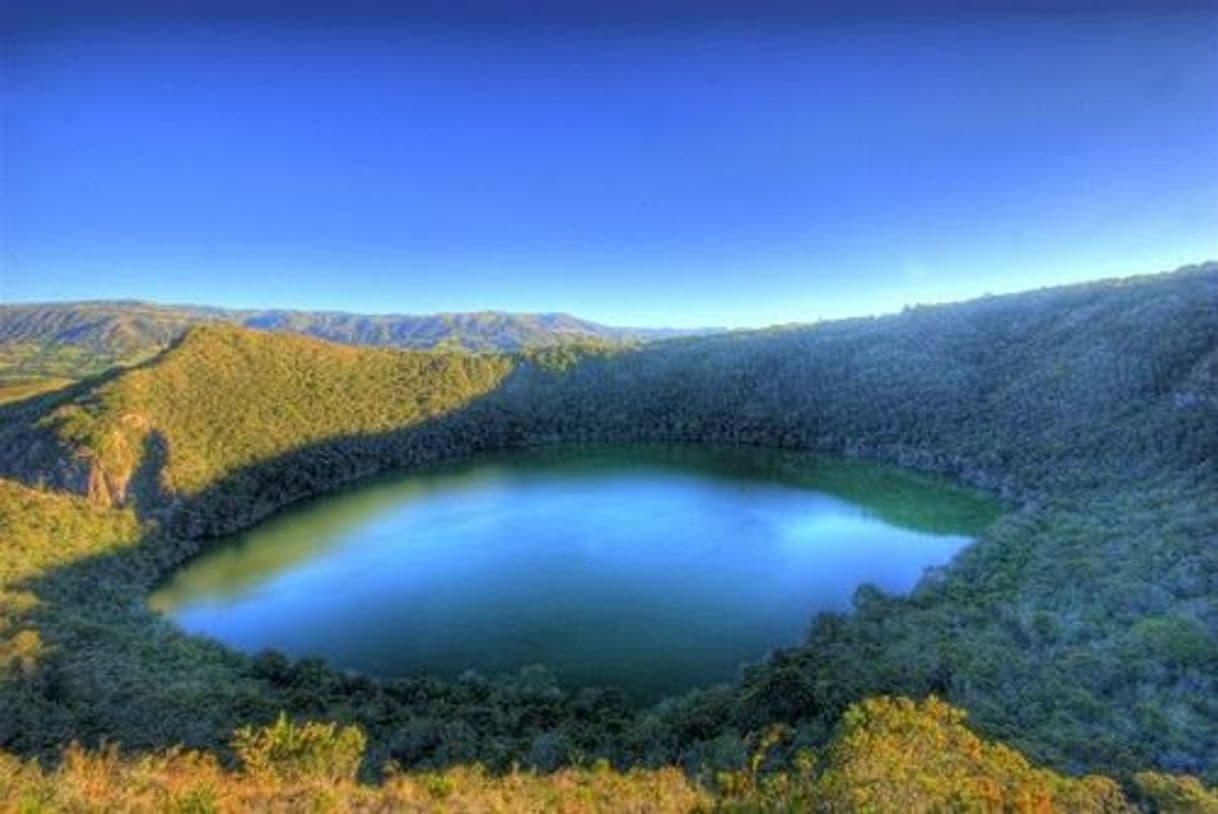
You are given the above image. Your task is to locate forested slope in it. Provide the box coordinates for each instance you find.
[4,328,517,521]
[10,263,1213,529]
[1,262,1216,802]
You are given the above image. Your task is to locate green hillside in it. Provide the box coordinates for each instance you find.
[1,262,1216,809]
[0,301,705,389]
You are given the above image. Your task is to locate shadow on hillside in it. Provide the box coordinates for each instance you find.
[0,343,193,489]
[0,333,1023,762]
[5,265,1218,774]
[2,364,640,764]
[0,336,193,423]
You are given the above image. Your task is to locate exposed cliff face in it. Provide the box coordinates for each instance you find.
[72,413,152,507]
[0,419,140,510]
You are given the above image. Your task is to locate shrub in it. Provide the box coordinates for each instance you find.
[231,713,366,783]
[812,696,1131,813]
[1133,772,1218,814]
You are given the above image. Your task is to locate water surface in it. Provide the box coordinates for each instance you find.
[151,445,998,702]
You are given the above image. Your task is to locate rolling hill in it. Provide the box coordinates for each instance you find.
[0,300,711,389]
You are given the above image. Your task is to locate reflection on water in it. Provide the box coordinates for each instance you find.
[151,444,999,702]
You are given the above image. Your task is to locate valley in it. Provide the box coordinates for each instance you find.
[1,263,1216,809]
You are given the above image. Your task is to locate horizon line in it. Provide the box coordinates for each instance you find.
[3,259,1213,333]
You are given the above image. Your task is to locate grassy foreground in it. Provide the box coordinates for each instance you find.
[9,696,1210,813]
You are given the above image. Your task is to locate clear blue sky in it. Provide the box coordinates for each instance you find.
[3,1,1216,327]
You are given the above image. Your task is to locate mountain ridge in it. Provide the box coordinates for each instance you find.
[0,300,717,385]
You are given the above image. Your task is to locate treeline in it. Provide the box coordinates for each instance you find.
[1,263,1216,792]
[12,263,1216,527]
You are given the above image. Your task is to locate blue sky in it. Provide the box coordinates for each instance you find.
[3,1,1216,327]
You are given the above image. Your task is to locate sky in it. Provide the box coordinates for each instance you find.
[2,0,1217,328]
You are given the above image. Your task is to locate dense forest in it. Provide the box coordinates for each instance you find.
[1,263,1216,810]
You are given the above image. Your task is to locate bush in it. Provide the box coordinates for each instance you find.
[811,696,1131,813]
[231,713,366,782]
[1134,772,1218,814]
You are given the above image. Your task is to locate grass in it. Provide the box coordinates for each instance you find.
[0,378,76,406]
[7,697,1199,813]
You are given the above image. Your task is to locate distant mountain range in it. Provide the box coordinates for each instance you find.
[0,301,715,384]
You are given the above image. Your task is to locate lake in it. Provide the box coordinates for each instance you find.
[150,444,998,702]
